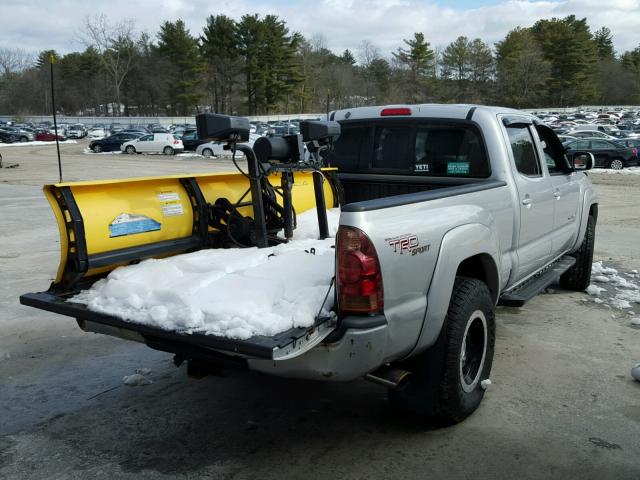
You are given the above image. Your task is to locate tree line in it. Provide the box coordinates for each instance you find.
[1,13,639,117]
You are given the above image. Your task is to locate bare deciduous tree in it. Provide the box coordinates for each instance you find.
[0,48,33,77]
[80,14,137,116]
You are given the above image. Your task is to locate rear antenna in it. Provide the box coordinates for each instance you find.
[49,52,63,183]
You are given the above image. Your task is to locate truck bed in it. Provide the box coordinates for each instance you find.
[20,291,336,361]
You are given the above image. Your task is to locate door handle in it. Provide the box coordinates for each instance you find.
[522,197,532,206]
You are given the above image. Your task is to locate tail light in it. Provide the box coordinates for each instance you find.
[381,107,411,116]
[336,226,383,315]
[173,139,180,145]
[633,147,638,156]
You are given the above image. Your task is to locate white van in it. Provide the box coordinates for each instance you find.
[121,133,184,155]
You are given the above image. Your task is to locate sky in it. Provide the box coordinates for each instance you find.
[2,0,640,57]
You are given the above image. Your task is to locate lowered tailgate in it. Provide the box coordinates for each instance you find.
[20,291,336,361]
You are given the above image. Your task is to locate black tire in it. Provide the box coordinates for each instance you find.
[93,144,102,153]
[559,215,595,291]
[609,158,625,170]
[163,146,174,155]
[202,148,213,157]
[20,136,28,143]
[389,277,495,424]
[125,145,136,154]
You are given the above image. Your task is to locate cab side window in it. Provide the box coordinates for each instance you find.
[506,125,541,177]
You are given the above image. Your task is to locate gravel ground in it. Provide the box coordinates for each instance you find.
[0,141,639,479]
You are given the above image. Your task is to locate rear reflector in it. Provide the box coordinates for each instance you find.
[380,107,412,116]
[336,226,383,315]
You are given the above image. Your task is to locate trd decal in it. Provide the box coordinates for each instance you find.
[385,234,430,255]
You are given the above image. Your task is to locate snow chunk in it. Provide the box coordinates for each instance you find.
[610,298,632,309]
[72,208,340,340]
[592,262,617,276]
[481,379,492,390]
[593,275,610,283]
[586,284,606,296]
[123,374,152,386]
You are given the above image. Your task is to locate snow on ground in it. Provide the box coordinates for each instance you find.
[585,261,640,311]
[590,167,640,175]
[72,208,340,340]
[0,140,77,148]
[83,148,121,155]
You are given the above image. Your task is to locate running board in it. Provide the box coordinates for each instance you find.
[498,256,576,307]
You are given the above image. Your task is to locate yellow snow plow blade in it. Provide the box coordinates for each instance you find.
[45,169,337,291]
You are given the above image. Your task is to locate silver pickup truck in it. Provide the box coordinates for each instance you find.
[21,104,597,424]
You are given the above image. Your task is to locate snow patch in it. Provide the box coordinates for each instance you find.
[481,379,492,390]
[586,284,606,296]
[0,140,77,148]
[590,167,640,176]
[123,373,152,386]
[83,148,121,155]
[72,208,341,340]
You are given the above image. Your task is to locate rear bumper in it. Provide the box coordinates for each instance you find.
[248,315,389,381]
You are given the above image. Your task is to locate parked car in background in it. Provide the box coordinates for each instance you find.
[564,138,638,169]
[558,134,577,144]
[35,130,66,142]
[0,127,33,142]
[121,133,183,155]
[150,126,169,133]
[566,130,618,141]
[66,124,86,138]
[196,134,262,157]
[88,128,107,140]
[180,129,208,151]
[89,132,144,153]
[0,131,21,143]
[616,138,640,158]
[109,124,124,135]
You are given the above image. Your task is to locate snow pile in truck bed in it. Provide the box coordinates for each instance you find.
[72,208,340,340]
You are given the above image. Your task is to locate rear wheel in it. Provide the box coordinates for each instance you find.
[560,215,595,291]
[202,148,213,157]
[163,146,175,155]
[609,158,625,170]
[93,144,102,153]
[125,145,136,154]
[389,277,495,424]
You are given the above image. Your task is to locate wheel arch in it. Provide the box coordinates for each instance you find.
[407,223,501,358]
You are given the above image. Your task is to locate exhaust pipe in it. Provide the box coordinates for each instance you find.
[364,365,412,390]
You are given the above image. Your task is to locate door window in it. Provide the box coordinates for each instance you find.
[591,140,611,149]
[139,135,153,142]
[506,126,542,177]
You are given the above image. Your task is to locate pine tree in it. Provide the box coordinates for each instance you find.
[156,20,204,115]
[531,15,598,106]
[496,27,550,107]
[392,32,435,102]
[594,27,615,60]
[201,15,240,113]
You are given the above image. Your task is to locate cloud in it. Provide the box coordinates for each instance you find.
[2,0,640,56]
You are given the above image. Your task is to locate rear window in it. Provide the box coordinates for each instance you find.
[330,121,489,177]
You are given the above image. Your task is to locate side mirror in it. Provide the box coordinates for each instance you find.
[571,151,594,171]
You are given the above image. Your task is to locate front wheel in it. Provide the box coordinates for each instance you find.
[201,148,213,157]
[125,145,136,154]
[609,158,625,170]
[389,277,495,424]
[560,215,595,291]
[93,144,102,153]
[163,146,174,155]
[20,136,28,143]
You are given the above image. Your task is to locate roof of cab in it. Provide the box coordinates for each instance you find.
[330,104,532,122]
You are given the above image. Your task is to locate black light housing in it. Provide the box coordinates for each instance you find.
[254,134,305,163]
[300,120,341,143]
[196,113,250,142]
